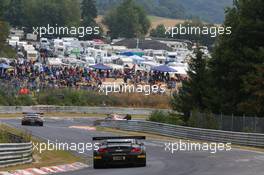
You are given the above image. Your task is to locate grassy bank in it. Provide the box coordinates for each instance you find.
[0,88,170,109]
[0,124,83,171]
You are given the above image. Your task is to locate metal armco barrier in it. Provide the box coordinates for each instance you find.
[0,142,32,167]
[98,120,264,147]
[0,106,170,115]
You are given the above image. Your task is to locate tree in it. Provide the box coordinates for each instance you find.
[238,64,264,116]
[103,0,150,39]
[4,0,25,27]
[81,0,97,24]
[81,0,102,39]
[150,24,167,38]
[21,0,81,32]
[207,0,264,116]
[171,48,210,121]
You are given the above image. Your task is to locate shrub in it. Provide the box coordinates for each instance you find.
[148,110,184,125]
[188,110,219,129]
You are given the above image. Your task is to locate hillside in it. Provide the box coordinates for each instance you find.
[96,15,185,31]
[96,0,233,23]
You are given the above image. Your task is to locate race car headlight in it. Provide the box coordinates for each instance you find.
[94,156,102,159]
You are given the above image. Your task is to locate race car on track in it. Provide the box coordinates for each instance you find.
[21,112,44,126]
[105,114,132,120]
[93,136,146,169]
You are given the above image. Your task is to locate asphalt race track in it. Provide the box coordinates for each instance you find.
[1,118,264,175]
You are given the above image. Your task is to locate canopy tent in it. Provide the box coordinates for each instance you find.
[130,55,145,61]
[0,63,11,69]
[90,63,113,70]
[151,65,177,72]
[120,51,144,57]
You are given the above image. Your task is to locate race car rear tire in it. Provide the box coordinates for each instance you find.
[137,162,146,167]
[136,159,146,167]
[93,162,105,169]
[39,123,43,126]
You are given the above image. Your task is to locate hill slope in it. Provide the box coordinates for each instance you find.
[96,0,233,23]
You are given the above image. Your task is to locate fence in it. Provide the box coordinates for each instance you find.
[97,120,264,147]
[192,112,264,133]
[0,142,32,168]
[0,106,170,115]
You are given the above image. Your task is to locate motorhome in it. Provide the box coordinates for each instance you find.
[40,38,49,48]
[26,33,38,41]
[8,36,20,47]
[9,29,24,40]
[166,52,179,63]
[26,50,38,61]
[80,56,95,66]
[139,61,160,72]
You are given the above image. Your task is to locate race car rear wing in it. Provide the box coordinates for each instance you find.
[22,112,44,115]
[93,136,146,141]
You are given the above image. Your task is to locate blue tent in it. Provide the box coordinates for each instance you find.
[151,65,177,72]
[120,52,134,56]
[0,63,11,69]
[90,64,112,70]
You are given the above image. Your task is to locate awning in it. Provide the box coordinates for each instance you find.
[151,65,177,72]
[90,63,113,70]
[0,63,11,69]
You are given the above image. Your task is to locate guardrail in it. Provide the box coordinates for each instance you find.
[0,142,32,168]
[98,120,264,147]
[0,106,170,115]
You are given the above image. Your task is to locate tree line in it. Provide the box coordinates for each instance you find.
[172,0,264,121]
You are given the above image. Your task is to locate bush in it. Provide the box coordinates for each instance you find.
[148,110,184,125]
[188,110,219,129]
[0,88,170,108]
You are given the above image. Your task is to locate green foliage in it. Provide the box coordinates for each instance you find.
[103,0,150,39]
[150,24,167,38]
[3,0,24,27]
[188,110,218,129]
[96,0,232,23]
[81,0,97,24]
[171,48,210,121]
[207,0,264,116]
[150,20,217,48]
[3,0,81,30]
[14,95,35,106]
[172,0,264,120]
[0,20,16,57]
[148,110,184,125]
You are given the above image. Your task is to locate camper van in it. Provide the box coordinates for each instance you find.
[81,56,95,66]
[26,50,38,61]
[139,61,160,72]
[40,38,49,47]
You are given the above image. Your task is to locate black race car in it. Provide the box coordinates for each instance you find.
[21,112,44,126]
[93,136,146,169]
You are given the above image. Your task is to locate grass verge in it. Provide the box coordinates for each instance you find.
[0,124,83,171]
